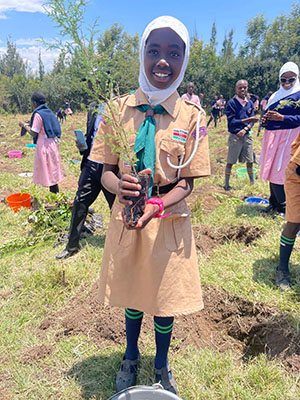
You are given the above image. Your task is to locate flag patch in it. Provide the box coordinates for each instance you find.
[172,129,188,143]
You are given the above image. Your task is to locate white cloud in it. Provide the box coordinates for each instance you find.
[0,0,45,19]
[0,44,60,73]
[21,46,60,73]
[15,38,41,46]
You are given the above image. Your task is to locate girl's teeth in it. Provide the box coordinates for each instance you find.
[155,73,168,77]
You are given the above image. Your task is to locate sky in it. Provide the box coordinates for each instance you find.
[0,0,297,74]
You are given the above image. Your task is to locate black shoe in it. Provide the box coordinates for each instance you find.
[258,204,275,214]
[155,365,178,394]
[116,357,139,392]
[56,247,79,260]
[223,185,233,191]
[275,269,291,292]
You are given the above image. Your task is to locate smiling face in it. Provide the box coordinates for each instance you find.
[144,27,185,89]
[280,71,297,90]
[235,80,248,99]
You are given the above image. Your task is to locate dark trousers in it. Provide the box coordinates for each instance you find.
[207,112,218,128]
[50,184,59,194]
[67,160,115,250]
[269,182,286,213]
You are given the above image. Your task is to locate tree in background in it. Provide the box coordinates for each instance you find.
[96,23,139,94]
[0,39,27,79]
[38,50,45,81]
[0,2,299,113]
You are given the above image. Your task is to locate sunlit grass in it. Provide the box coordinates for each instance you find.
[0,113,300,399]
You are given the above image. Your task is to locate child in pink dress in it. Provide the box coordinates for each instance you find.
[19,92,64,193]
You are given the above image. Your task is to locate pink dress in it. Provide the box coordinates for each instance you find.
[32,113,64,187]
[260,126,300,184]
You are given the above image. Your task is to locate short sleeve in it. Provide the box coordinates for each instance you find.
[180,107,210,178]
[31,113,43,133]
[89,105,119,165]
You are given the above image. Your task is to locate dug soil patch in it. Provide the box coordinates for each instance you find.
[36,285,300,373]
[0,160,23,174]
[212,146,228,163]
[193,223,264,255]
[187,184,231,215]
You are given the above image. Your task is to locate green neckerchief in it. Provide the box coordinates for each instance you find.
[134,104,167,196]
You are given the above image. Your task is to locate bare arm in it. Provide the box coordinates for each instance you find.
[19,121,38,138]
[102,162,194,230]
[160,177,193,209]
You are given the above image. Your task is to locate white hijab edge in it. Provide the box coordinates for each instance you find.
[267,61,300,109]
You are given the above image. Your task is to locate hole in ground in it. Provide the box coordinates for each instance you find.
[193,224,264,255]
[36,285,300,373]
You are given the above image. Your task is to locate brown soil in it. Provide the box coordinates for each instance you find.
[187,184,232,215]
[0,133,28,157]
[193,224,263,255]
[33,285,300,373]
[60,175,79,192]
[0,161,23,174]
[210,161,224,175]
[21,344,54,364]
[0,387,11,400]
[212,146,228,163]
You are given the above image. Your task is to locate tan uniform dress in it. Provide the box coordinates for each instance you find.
[285,134,300,223]
[90,88,210,316]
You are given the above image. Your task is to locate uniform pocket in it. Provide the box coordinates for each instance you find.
[163,216,192,252]
[158,138,186,181]
[160,138,186,158]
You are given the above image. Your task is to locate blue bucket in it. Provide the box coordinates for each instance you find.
[245,197,269,205]
[25,144,36,148]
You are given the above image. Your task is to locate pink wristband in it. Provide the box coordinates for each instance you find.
[146,197,172,219]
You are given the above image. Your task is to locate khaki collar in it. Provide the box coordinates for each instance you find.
[126,88,180,119]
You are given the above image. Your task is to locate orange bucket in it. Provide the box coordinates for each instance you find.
[6,193,31,213]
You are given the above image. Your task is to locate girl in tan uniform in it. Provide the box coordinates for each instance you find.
[90,16,210,394]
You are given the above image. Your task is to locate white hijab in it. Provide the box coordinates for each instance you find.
[267,61,300,109]
[139,16,190,106]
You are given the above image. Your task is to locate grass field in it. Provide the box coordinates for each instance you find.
[0,112,300,400]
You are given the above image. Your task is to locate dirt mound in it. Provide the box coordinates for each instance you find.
[21,344,54,364]
[36,285,300,373]
[193,224,263,255]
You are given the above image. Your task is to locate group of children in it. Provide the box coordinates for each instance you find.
[18,15,300,396]
[217,62,300,293]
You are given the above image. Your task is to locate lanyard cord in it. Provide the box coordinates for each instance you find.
[166,110,202,170]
